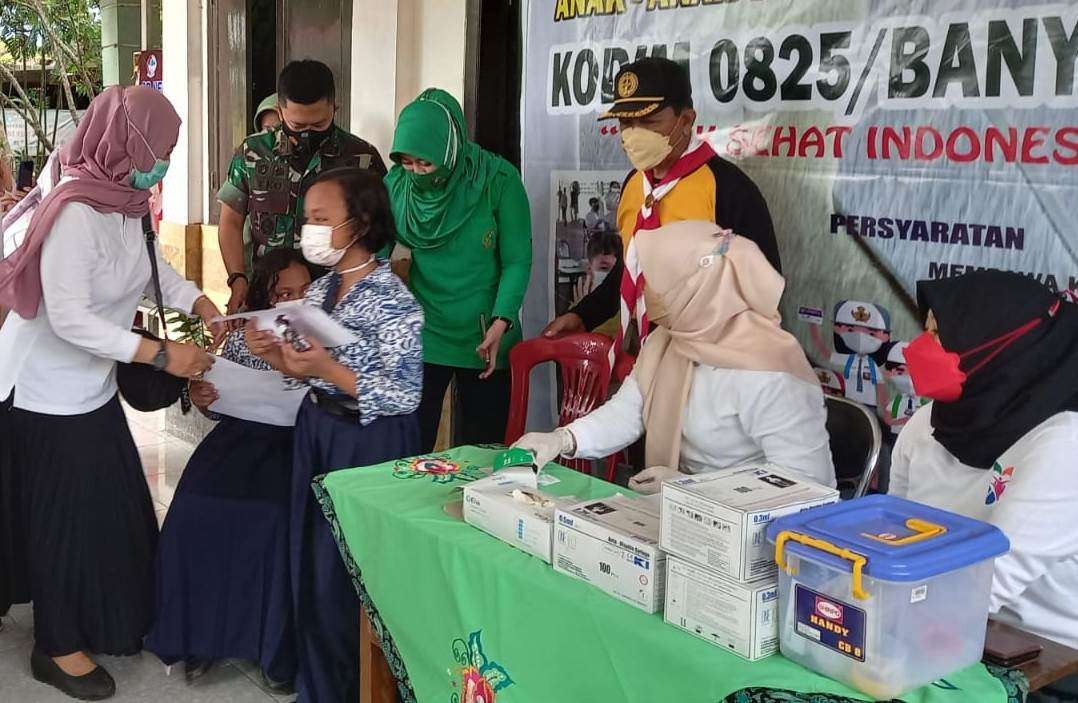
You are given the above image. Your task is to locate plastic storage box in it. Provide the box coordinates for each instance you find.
[765,495,1009,699]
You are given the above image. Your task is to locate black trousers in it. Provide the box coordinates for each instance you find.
[418,364,511,452]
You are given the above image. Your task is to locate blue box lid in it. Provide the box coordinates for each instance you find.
[765,495,1009,582]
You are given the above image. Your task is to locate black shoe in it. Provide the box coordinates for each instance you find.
[183,658,216,685]
[30,649,116,701]
[259,670,295,695]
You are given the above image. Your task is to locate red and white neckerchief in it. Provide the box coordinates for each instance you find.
[613,137,717,371]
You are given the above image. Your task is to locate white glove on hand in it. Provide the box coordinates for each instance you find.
[628,466,683,495]
[512,428,576,471]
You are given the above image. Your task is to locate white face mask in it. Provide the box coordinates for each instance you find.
[839,331,883,355]
[300,219,355,267]
[890,374,915,395]
[591,268,610,288]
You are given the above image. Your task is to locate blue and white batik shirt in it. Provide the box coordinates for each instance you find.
[288,262,424,426]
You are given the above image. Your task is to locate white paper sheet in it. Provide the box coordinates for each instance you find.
[204,357,307,426]
[214,305,358,347]
[484,467,563,491]
[492,466,539,490]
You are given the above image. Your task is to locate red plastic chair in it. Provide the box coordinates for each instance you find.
[504,333,620,481]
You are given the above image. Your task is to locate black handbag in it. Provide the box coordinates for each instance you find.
[116,214,191,413]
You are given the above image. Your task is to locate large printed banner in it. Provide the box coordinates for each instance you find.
[520,0,1078,426]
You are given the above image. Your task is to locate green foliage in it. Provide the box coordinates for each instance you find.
[1,0,102,97]
[166,310,211,349]
[1,0,102,158]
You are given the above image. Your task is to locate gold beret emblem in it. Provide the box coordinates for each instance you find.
[617,72,639,99]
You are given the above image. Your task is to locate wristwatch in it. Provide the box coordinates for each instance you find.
[151,340,169,371]
[227,272,248,288]
[493,316,514,330]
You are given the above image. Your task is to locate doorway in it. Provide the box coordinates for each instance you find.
[465,0,522,169]
[206,0,352,224]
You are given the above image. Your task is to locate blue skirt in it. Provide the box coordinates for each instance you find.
[291,397,419,703]
[145,416,296,683]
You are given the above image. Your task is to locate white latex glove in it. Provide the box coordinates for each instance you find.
[628,466,683,495]
[512,428,576,471]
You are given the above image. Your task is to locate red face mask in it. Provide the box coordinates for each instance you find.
[904,333,966,401]
[906,301,1060,402]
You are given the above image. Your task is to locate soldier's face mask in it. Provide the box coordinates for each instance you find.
[279,98,335,154]
[284,122,334,157]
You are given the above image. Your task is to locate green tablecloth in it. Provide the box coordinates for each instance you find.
[313,446,1025,703]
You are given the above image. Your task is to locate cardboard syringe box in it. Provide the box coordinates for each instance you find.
[553,494,666,613]
[660,464,839,582]
[462,471,567,563]
[664,556,779,661]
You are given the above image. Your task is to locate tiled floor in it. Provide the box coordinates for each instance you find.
[0,406,295,702]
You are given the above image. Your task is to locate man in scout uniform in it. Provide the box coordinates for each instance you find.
[542,57,779,357]
[217,60,386,314]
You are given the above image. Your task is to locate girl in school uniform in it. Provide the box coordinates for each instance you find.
[246,167,423,703]
[146,248,313,691]
[890,271,1078,703]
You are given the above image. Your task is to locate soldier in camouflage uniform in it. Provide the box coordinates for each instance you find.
[217,60,386,314]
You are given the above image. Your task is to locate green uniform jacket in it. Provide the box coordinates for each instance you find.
[405,158,532,370]
[217,125,386,257]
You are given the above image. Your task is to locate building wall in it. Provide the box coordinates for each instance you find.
[350,0,467,158]
[160,0,203,227]
[399,0,467,106]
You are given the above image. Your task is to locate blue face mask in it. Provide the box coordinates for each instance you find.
[131,159,170,190]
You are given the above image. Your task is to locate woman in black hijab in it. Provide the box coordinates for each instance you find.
[912,270,1078,468]
[889,270,1078,693]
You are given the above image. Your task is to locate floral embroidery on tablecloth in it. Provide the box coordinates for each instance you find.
[448,630,513,703]
[392,454,487,484]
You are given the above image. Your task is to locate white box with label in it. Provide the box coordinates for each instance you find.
[664,556,779,661]
[659,465,839,582]
[553,494,667,613]
[462,472,568,563]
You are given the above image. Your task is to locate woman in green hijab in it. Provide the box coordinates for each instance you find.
[386,88,532,451]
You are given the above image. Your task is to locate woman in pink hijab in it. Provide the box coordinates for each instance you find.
[0,86,221,701]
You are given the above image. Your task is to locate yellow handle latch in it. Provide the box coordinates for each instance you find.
[861,518,947,546]
[775,530,870,601]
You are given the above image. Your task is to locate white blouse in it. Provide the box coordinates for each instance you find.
[890,406,1078,649]
[568,365,836,487]
[0,202,202,415]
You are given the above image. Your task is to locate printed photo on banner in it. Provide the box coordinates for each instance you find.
[550,170,626,338]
